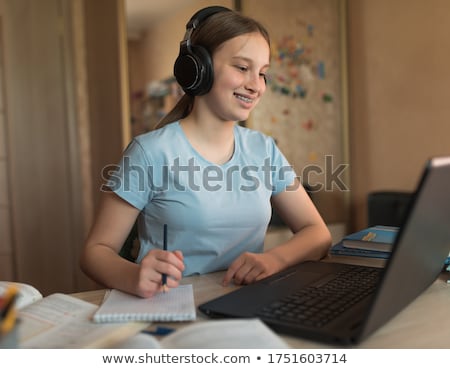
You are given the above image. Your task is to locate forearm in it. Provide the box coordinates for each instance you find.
[266,223,332,268]
[80,244,141,295]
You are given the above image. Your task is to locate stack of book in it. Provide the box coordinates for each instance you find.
[330,226,450,278]
[330,225,398,259]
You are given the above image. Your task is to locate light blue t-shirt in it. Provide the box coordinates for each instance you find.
[108,122,296,276]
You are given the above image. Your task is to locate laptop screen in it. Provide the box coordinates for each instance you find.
[361,156,450,338]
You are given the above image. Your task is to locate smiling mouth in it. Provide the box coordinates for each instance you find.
[234,93,253,103]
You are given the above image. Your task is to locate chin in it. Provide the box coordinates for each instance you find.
[233,111,252,122]
[218,107,253,123]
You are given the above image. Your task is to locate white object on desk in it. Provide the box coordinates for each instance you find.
[18,293,146,348]
[114,318,290,349]
[92,285,196,323]
[0,281,43,310]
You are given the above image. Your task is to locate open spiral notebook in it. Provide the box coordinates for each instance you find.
[92,284,196,323]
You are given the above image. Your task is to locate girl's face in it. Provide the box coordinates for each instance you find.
[202,32,270,123]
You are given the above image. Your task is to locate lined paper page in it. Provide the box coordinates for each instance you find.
[92,285,196,323]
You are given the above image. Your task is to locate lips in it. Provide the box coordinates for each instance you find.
[234,93,253,103]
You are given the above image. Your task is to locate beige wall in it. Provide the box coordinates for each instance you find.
[347,0,450,230]
[242,0,347,226]
[128,0,450,232]
[128,0,232,93]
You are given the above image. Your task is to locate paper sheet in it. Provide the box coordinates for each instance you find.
[92,285,196,323]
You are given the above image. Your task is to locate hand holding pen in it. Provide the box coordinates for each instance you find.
[135,224,184,298]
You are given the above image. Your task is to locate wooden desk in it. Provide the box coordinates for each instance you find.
[73,257,450,349]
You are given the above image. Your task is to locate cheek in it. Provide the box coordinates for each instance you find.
[213,68,242,90]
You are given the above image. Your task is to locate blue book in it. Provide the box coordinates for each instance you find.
[329,241,391,259]
[331,227,450,265]
[342,225,399,252]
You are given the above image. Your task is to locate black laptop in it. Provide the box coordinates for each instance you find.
[199,157,450,345]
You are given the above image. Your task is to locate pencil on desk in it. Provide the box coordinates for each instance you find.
[162,224,168,293]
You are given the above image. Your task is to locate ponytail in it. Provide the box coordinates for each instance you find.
[154,94,194,129]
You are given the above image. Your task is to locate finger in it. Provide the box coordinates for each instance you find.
[139,260,165,283]
[232,262,255,285]
[159,262,184,282]
[173,250,184,262]
[152,250,185,276]
[222,258,245,286]
[136,269,166,297]
[254,271,270,282]
[159,274,180,293]
[169,252,185,274]
[163,250,185,270]
[141,251,183,284]
[241,266,265,285]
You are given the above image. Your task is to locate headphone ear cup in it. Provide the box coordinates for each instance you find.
[174,45,213,96]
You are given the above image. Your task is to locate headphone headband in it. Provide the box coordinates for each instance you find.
[174,6,232,96]
[186,6,231,30]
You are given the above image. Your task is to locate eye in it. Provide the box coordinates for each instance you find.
[236,65,248,72]
[260,73,267,84]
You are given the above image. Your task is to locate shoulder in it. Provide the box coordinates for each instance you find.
[122,122,181,164]
[133,121,180,147]
[235,125,275,147]
[235,125,280,158]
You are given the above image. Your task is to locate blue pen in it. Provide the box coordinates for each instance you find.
[143,326,175,336]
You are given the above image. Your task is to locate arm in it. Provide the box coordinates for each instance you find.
[79,191,184,298]
[223,179,331,286]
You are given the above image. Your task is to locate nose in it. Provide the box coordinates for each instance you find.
[245,72,266,94]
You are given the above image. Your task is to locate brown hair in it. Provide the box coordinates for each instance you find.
[155,10,270,129]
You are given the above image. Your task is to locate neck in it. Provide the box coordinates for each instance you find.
[181,108,235,143]
[180,112,236,165]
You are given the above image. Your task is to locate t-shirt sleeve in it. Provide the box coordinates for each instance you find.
[104,139,153,210]
[268,137,297,195]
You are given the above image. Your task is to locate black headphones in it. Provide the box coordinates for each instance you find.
[174,6,232,96]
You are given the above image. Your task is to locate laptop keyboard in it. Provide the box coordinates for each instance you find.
[256,264,381,328]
